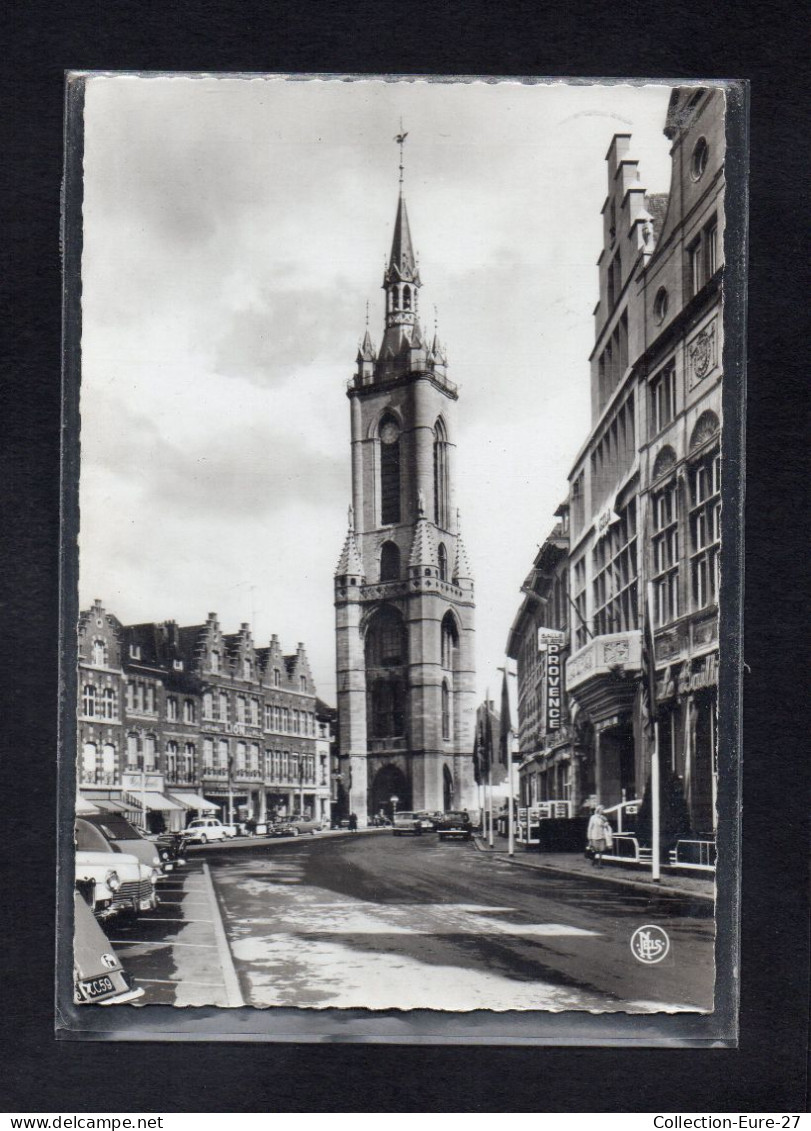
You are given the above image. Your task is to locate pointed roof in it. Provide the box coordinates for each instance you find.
[357,327,376,362]
[335,529,365,577]
[409,517,436,569]
[453,535,474,582]
[388,192,418,281]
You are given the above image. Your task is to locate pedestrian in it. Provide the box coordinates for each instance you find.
[586,805,613,867]
[348,811,358,832]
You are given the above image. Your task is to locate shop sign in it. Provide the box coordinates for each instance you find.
[537,627,566,652]
[595,505,620,539]
[678,652,719,695]
[546,641,563,731]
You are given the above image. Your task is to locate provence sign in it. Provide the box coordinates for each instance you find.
[546,640,563,731]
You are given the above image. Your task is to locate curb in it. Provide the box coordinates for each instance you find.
[201,861,245,1007]
[473,837,715,903]
[185,827,388,853]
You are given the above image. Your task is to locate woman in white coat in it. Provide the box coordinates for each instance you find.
[586,805,613,866]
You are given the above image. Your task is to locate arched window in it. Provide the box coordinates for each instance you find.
[440,613,459,671]
[166,741,178,780]
[82,742,97,781]
[441,681,451,740]
[433,417,450,528]
[365,607,406,668]
[92,639,107,667]
[437,543,448,582]
[380,541,400,582]
[82,685,96,717]
[103,687,117,719]
[379,414,401,525]
[184,698,195,724]
[102,743,116,779]
[403,284,411,310]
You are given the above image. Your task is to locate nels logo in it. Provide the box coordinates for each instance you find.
[630,925,670,964]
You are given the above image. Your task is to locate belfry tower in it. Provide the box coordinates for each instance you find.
[334,149,477,825]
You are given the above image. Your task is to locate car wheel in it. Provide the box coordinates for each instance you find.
[200,833,207,844]
[291,827,300,837]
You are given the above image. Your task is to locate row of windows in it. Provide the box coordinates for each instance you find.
[93,640,307,693]
[596,311,629,415]
[590,393,636,516]
[688,215,719,298]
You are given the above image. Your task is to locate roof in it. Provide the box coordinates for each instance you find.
[335,529,365,576]
[387,192,418,281]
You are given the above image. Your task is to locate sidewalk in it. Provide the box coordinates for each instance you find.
[473,835,715,902]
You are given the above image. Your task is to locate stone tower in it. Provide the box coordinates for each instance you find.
[334,174,476,826]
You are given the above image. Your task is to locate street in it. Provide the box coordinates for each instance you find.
[111,832,714,1012]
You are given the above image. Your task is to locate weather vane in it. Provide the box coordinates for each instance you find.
[394,119,408,185]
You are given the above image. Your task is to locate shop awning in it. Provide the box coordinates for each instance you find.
[75,795,100,814]
[95,798,132,813]
[125,791,185,812]
[169,791,220,812]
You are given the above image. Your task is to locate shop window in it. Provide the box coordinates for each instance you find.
[652,481,680,626]
[690,449,721,610]
[592,498,638,636]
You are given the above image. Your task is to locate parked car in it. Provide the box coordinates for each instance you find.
[81,812,166,874]
[75,819,158,921]
[287,815,324,836]
[392,811,423,836]
[73,889,144,1005]
[182,817,229,844]
[153,830,187,869]
[414,811,440,831]
[436,811,473,841]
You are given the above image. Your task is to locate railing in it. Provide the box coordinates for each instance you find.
[669,838,716,871]
[603,834,652,865]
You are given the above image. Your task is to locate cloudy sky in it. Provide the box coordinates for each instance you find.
[79,76,674,703]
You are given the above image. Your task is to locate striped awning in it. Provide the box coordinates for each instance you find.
[125,791,185,812]
[168,791,220,811]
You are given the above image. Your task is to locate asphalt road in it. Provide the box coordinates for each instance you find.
[206,833,714,1013]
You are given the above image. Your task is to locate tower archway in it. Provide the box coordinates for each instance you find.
[371,763,410,820]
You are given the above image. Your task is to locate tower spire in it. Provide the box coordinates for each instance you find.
[395,120,408,188]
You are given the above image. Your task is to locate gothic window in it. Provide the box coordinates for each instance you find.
[441,680,451,740]
[592,498,638,635]
[365,607,405,668]
[403,285,411,310]
[103,687,117,719]
[380,541,400,582]
[379,414,401,525]
[370,679,406,738]
[92,639,107,667]
[82,685,96,717]
[441,613,459,670]
[433,418,450,528]
[652,481,680,626]
[690,449,721,610]
[437,543,448,581]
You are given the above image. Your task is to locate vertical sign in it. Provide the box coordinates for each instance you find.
[546,641,562,731]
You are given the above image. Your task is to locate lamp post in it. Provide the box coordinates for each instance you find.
[391,795,399,825]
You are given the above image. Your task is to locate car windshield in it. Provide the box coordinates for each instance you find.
[88,815,142,842]
[75,819,113,853]
[445,812,468,821]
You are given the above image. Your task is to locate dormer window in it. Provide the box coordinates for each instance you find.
[129,644,141,660]
[173,659,184,671]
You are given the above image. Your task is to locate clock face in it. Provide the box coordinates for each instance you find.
[380,420,400,444]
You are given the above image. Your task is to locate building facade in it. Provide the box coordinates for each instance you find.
[335,180,477,825]
[512,87,724,838]
[77,600,332,829]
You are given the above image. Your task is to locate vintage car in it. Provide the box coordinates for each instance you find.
[182,817,230,844]
[414,810,440,831]
[436,810,473,841]
[81,812,167,874]
[75,819,158,921]
[391,811,423,836]
[73,889,144,1005]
